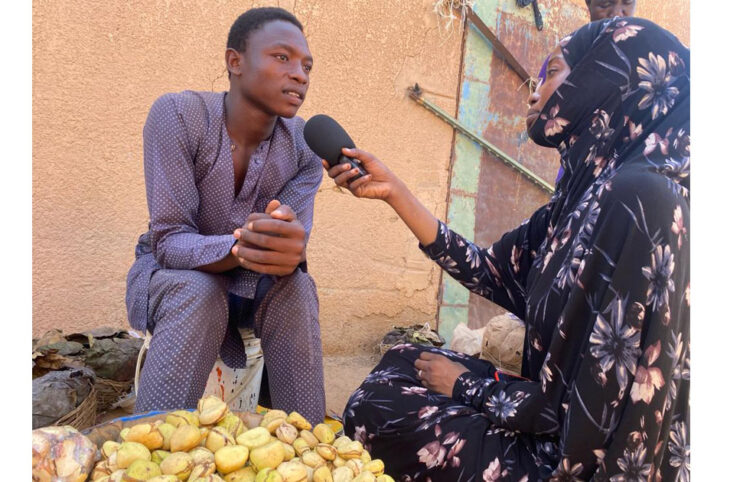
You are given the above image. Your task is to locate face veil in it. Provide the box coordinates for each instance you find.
[529,18,689,220]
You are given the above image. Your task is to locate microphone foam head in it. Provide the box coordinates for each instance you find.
[303,114,356,166]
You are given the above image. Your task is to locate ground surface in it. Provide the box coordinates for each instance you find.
[97,353,381,425]
[323,354,381,418]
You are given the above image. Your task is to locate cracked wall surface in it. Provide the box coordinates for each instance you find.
[32,0,463,355]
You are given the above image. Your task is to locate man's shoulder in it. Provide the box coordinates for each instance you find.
[155,89,223,111]
[276,115,306,136]
[275,116,314,157]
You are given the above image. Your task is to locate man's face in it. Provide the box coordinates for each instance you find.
[232,20,313,118]
[586,0,637,21]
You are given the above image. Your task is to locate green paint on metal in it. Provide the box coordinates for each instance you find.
[472,0,500,27]
[458,80,492,134]
[437,306,468,348]
[462,23,494,82]
[441,273,470,306]
[450,134,481,194]
[446,194,475,240]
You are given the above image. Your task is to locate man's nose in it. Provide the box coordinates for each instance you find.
[528,90,540,108]
[289,65,308,84]
[609,6,625,17]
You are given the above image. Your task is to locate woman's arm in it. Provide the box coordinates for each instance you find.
[323,147,440,246]
[324,147,549,318]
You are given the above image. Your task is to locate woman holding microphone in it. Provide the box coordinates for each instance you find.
[324,17,689,482]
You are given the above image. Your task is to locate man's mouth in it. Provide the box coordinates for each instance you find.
[284,90,303,100]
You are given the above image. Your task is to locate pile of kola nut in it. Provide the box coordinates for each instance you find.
[34,394,395,482]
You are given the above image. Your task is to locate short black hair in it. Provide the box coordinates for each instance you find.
[227,7,303,52]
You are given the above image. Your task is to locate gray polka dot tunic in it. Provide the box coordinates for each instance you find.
[125,91,325,420]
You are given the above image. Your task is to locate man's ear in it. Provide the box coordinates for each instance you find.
[225,48,243,77]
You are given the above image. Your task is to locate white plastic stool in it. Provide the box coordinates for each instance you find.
[134,328,265,412]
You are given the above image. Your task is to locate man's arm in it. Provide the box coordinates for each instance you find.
[231,147,323,275]
[143,93,238,271]
[273,147,323,241]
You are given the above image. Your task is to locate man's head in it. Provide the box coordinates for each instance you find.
[226,8,313,118]
[585,0,637,21]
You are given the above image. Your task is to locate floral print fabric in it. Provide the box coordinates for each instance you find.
[344,18,689,481]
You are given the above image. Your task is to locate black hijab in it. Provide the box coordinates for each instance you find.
[483,17,689,480]
[530,17,689,223]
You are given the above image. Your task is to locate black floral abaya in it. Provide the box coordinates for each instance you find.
[343,18,690,482]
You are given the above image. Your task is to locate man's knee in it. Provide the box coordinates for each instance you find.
[272,269,318,307]
[149,269,229,331]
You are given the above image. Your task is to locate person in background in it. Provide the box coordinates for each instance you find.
[328,17,689,481]
[586,0,637,20]
[125,7,326,423]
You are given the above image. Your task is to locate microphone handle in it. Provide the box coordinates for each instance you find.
[338,154,368,182]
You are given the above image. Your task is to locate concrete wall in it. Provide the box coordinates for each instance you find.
[437,0,690,345]
[32,0,463,355]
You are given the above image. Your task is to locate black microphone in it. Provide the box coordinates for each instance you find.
[303,114,368,182]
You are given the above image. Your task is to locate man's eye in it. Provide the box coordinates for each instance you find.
[303,64,312,72]
[276,54,288,61]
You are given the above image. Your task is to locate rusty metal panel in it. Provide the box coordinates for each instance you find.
[438,0,689,343]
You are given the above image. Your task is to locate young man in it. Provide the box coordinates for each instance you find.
[125,7,325,423]
[585,0,637,21]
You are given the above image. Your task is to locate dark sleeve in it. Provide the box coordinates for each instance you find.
[420,204,551,319]
[449,180,690,480]
[143,94,236,269]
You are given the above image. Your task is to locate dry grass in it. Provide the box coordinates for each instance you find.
[432,0,475,34]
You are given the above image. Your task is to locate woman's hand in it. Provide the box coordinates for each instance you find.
[414,352,470,398]
[323,146,440,246]
[322,147,403,202]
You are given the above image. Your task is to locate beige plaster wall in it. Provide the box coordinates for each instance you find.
[32,0,690,354]
[32,0,463,354]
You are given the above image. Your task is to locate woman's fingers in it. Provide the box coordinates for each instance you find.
[414,359,430,381]
[325,162,351,180]
[342,147,376,166]
[348,174,372,191]
[419,352,440,361]
[333,167,361,187]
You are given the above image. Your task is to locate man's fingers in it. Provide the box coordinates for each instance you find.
[270,204,296,222]
[247,213,271,222]
[235,246,300,267]
[414,359,428,371]
[239,230,303,253]
[248,219,306,239]
[237,258,293,276]
[265,199,282,215]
